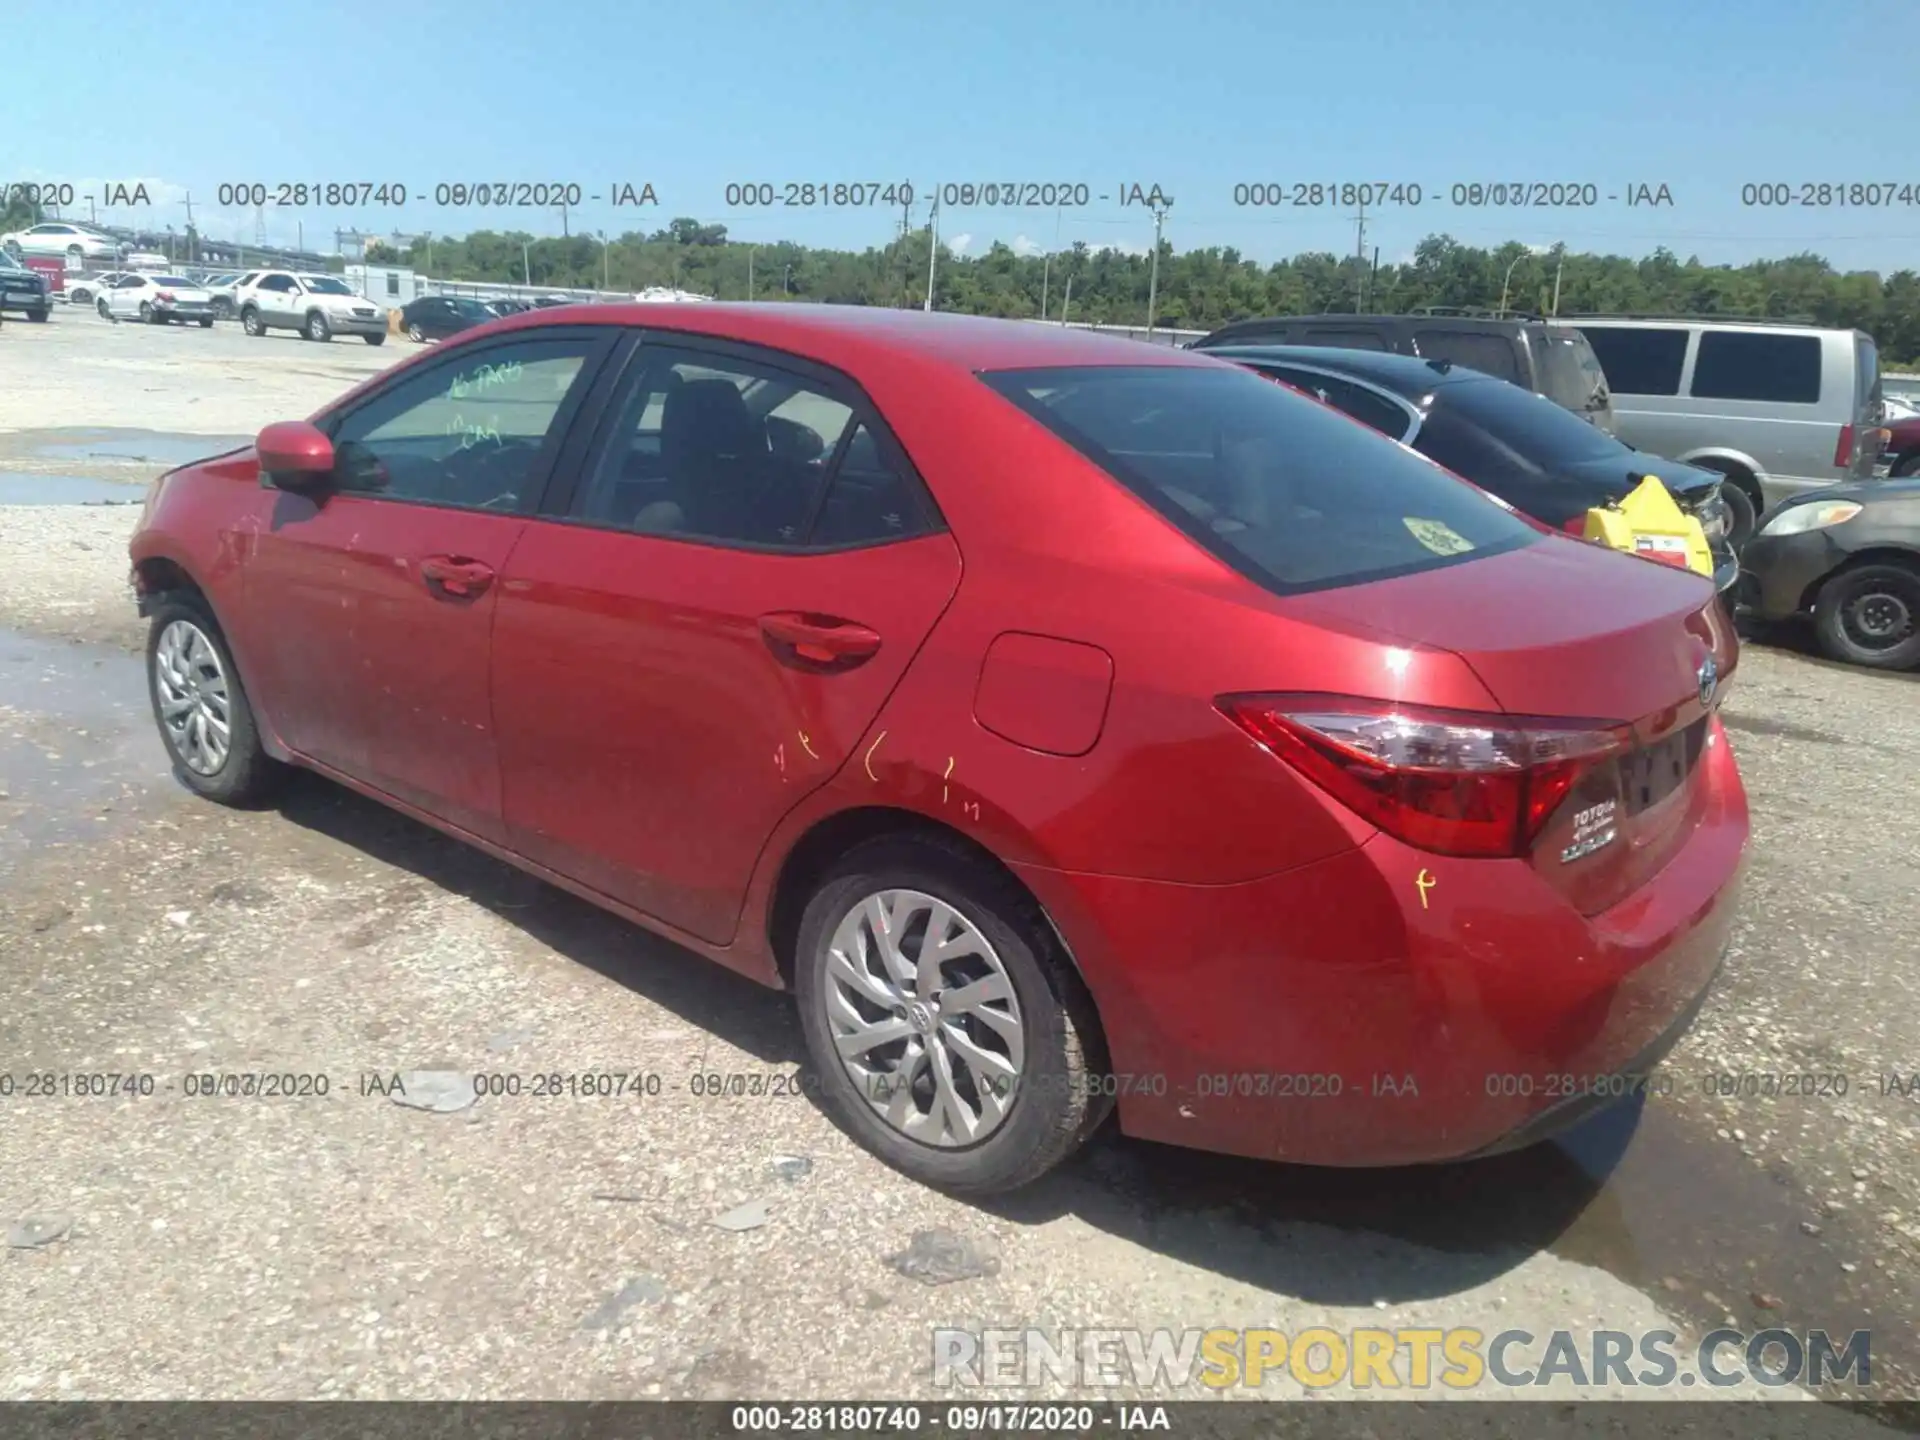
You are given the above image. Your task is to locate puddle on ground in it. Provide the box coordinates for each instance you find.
[29,429,253,467]
[0,472,148,506]
[0,628,178,878]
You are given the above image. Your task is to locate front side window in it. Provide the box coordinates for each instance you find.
[1578,326,1688,396]
[326,338,597,513]
[983,364,1536,595]
[1690,331,1821,404]
[571,347,860,546]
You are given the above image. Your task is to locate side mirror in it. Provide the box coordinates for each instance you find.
[256,421,334,494]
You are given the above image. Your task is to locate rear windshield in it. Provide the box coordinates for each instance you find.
[981,365,1537,596]
[1427,375,1625,464]
[1857,335,1882,421]
[1535,330,1610,410]
[154,277,194,287]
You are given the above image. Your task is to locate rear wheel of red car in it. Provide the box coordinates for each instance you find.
[145,595,286,806]
[793,836,1110,1194]
[1812,561,1920,670]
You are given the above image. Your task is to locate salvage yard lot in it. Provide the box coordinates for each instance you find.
[1,311,1918,1404]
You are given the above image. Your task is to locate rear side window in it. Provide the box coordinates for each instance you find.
[1252,366,1415,440]
[981,365,1537,596]
[1411,331,1521,382]
[1297,327,1389,351]
[1690,331,1821,404]
[1578,326,1688,396]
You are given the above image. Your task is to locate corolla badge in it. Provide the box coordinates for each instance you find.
[1698,654,1718,708]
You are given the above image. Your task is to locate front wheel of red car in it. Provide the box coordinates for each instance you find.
[145,595,286,806]
[793,836,1111,1194]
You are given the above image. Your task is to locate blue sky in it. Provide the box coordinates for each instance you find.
[5,0,1916,273]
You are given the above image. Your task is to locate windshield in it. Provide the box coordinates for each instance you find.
[982,364,1537,596]
[1424,376,1625,465]
[300,276,354,295]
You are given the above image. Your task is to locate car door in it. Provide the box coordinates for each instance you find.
[490,335,963,945]
[240,327,616,841]
[109,275,145,318]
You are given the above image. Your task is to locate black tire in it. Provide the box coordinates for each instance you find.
[241,306,265,337]
[97,298,111,319]
[364,332,385,346]
[27,307,48,322]
[144,593,287,805]
[792,834,1110,1194]
[198,317,213,328]
[139,301,157,324]
[1891,452,1920,479]
[1714,475,1759,549]
[305,310,331,342]
[406,322,426,343]
[213,297,233,319]
[1812,561,1920,670]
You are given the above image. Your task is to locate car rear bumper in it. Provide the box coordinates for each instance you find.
[1014,718,1748,1166]
[155,301,213,318]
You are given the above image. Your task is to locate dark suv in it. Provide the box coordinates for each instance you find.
[1191,310,1616,434]
[0,249,52,322]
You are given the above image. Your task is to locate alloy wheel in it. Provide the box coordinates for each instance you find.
[152,619,233,775]
[823,888,1026,1147]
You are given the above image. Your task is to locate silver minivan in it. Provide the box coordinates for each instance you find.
[1566,317,1883,544]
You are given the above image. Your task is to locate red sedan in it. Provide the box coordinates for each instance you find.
[129,304,1748,1193]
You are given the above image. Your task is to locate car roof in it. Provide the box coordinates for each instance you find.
[478,303,1223,374]
[1202,343,1492,397]
[1199,312,1539,346]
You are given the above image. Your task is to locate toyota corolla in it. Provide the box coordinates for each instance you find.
[128,305,1749,1193]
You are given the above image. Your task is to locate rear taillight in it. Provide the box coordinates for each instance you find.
[157,290,175,302]
[1834,424,1854,467]
[1217,694,1632,859]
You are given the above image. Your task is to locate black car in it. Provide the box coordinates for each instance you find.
[1740,480,1920,670]
[1192,311,1616,433]
[1208,345,1738,594]
[398,294,499,342]
[0,249,52,321]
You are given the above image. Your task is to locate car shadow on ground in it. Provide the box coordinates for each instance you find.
[273,772,1633,1306]
[1735,612,1920,682]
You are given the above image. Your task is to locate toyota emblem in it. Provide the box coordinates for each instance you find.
[1697,654,1718,709]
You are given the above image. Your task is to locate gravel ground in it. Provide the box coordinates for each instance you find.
[1,308,1916,1410]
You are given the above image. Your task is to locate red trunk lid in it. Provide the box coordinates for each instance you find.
[1286,535,1736,912]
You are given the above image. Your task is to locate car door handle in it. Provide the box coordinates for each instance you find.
[758,611,882,666]
[420,555,495,598]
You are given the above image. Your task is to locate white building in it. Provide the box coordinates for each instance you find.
[342,263,425,310]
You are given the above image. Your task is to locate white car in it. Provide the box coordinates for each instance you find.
[1,222,123,263]
[236,270,387,344]
[66,271,126,306]
[103,273,215,326]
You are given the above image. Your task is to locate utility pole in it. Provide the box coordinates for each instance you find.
[522,240,531,287]
[747,246,754,300]
[1062,273,1073,326]
[600,231,610,292]
[924,191,940,311]
[1551,248,1564,316]
[556,199,569,237]
[1351,196,1367,313]
[1145,197,1171,337]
